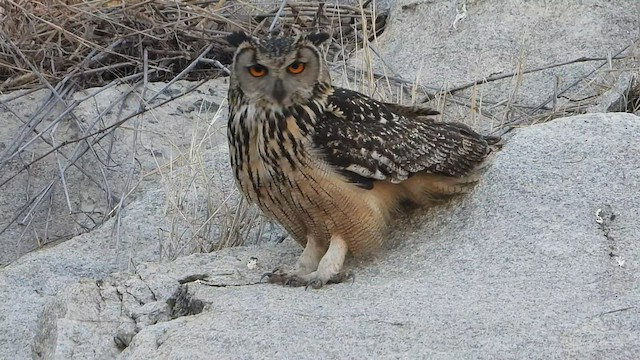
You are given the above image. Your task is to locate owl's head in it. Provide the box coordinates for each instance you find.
[226,32,331,107]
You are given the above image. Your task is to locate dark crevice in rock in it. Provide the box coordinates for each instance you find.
[135,272,158,302]
[114,281,209,351]
[167,285,207,319]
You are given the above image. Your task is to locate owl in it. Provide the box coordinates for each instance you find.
[225,32,498,289]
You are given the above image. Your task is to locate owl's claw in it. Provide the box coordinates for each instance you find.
[260,267,285,283]
[262,273,289,283]
[305,278,324,290]
[259,272,273,283]
[329,270,355,285]
[283,276,306,287]
[260,268,303,286]
[261,268,355,289]
[304,271,355,290]
[261,272,306,287]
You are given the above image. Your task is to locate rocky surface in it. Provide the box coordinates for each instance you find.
[7,112,638,359]
[349,0,639,132]
[1,0,639,359]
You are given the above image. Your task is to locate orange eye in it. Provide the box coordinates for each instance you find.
[287,62,305,74]
[248,65,267,77]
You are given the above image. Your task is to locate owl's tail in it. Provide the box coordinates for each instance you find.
[366,172,483,219]
[397,140,502,209]
[366,131,502,215]
[398,173,481,208]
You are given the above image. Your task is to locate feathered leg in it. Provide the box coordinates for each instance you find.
[302,235,352,289]
[262,235,326,284]
[262,234,352,289]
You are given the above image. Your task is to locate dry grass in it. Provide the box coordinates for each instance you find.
[0,0,385,264]
[348,31,639,137]
[0,0,384,90]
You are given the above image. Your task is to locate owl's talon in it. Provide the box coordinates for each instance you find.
[260,272,274,283]
[328,270,355,285]
[305,278,324,290]
[303,271,354,290]
[264,269,355,289]
[261,270,289,284]
[283,276,306,287]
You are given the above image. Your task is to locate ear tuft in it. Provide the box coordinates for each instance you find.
[226,32,251,47]
[306,32,331,46]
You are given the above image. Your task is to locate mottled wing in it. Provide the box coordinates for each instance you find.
[313,88,491,186]
[380,102,440,118]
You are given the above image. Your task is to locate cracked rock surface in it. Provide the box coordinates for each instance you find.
[3,112,637,359]
[31,244,299,359]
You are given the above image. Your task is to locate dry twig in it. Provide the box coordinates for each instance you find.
[0,0,385,256]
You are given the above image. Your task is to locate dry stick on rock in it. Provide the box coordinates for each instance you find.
[1,42,228,192]
[501,36,528,128]
[0,28,90,156]
[105,44,220,224]
[495,42,636,136]
[526,44,635,115]
[341,62,499,121]
[0,35,126,224]
[0,32,79,178]
[2,96,118,206]
[145,43,214,104]
[0,78,208,237]
[199,59,231,75]
[0,87,44,104]
[1,71,144,169]
[114,48,151,260]
[2,54,99,224]
[441,54,632,96]
[0,78,144,211]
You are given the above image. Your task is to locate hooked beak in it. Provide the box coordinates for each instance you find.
[272,79,286,103]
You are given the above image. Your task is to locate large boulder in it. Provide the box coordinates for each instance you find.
[376,0,637,93]
[27,112,640,359]
[349,0,639,132]
[0,185,178,360]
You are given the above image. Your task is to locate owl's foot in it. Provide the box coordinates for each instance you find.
[260,268,297,284]
[304,270,355,290]
[261,234,351,289]
[301,234,351,289]
[260,269,354,289]
[260,269,307,287]
[259,234,325,284]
